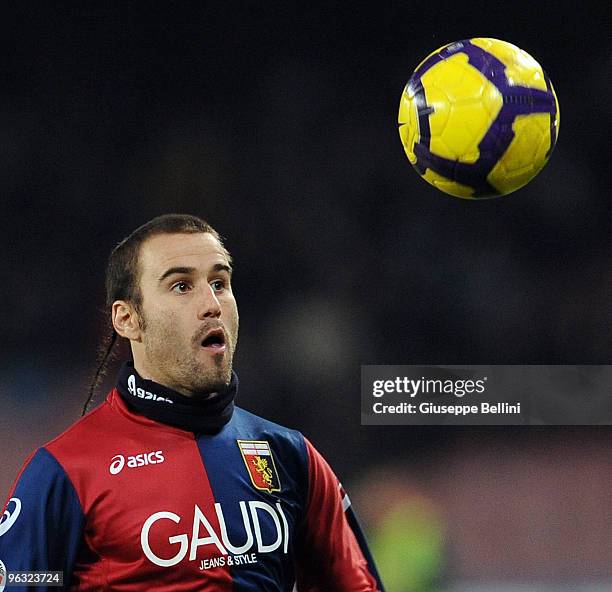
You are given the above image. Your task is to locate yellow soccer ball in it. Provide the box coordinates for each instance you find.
[398,38,560,199]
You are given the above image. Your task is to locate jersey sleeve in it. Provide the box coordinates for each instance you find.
[0,447,84,590]
[294,438,384,592]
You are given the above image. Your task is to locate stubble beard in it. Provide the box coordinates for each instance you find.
[141,314,235,396]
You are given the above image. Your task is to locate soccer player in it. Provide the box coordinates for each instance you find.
[0,214,384,591]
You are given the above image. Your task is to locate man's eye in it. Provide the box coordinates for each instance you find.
[172,281,191,294]
[211,280,225,292]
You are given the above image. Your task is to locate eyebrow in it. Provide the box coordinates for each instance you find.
[158,263,233,284]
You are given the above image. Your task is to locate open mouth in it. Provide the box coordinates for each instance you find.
[200,329,227,352]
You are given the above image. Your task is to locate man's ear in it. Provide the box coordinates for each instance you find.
[111,300,142,341]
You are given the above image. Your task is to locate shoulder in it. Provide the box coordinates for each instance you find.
[43,397,116,461]
[232,405,300,433]
[41,392,143,489]
[9,446,70,490]
[232,405,306,451]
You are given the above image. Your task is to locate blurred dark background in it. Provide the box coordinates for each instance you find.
[1,3,610,589]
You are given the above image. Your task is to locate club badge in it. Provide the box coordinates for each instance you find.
[237,440,281,493]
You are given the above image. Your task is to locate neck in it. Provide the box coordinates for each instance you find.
[116,360,238,433]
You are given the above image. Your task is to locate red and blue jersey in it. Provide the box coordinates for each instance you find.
[0,378,383,591]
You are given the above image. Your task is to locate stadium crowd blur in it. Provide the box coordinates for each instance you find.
[1,5,610,590]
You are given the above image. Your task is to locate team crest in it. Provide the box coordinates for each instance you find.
[237,440,281,493]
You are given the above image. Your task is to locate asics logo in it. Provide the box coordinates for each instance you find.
[109,455,125,475]
[109,451,165,475]
[0,497,21,536]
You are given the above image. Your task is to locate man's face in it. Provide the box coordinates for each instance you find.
[132,232,238,396]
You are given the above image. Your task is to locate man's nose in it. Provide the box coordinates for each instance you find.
[197,285,222,319]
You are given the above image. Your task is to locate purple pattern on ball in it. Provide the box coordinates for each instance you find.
[410,40,558,198]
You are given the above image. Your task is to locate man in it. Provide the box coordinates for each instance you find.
[0,214,384,591]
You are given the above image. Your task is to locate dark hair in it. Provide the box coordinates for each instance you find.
[82,214,229,415]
